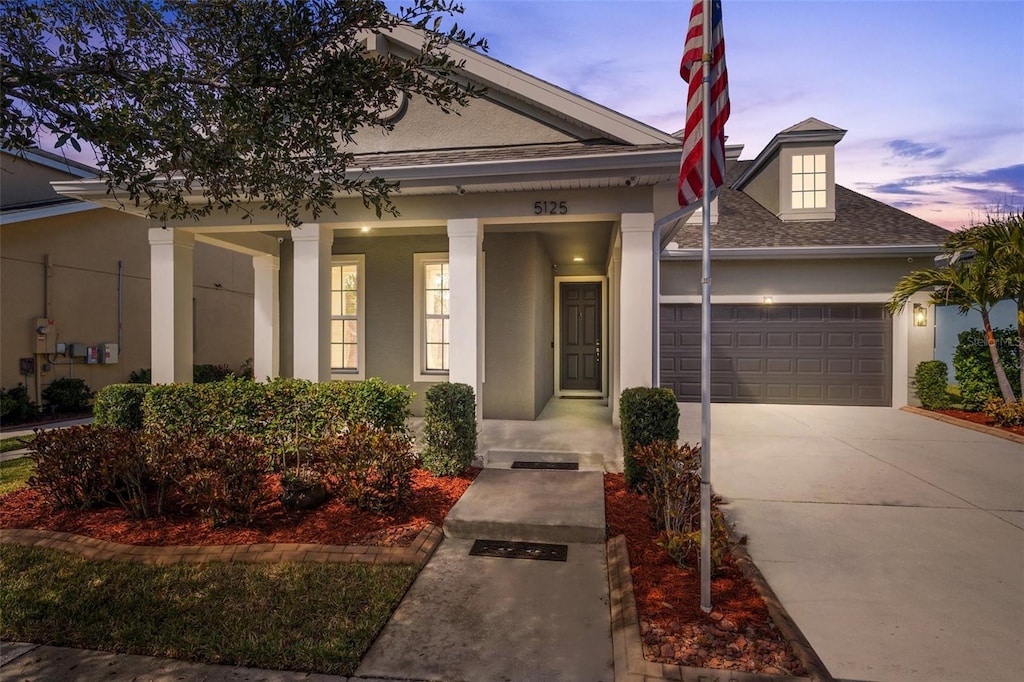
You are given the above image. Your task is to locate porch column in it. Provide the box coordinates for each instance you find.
[619,213,655,392]
[148,228,194,384]
[447,218,484,422]
[252,254,280,381]
[291,223,332,382]
[609,237,623,425]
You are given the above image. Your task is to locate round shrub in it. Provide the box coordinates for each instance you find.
[619,387,679,490]
[953,328,1020,410]
[914,361,950,410]
[1,384,39,424]
[94,384,152,430]
[41,377,93,415]
[421,382,477,476]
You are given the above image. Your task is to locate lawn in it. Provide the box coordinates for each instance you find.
[0,544,417,675]
[0,456,33,496]
[0,434,34,453]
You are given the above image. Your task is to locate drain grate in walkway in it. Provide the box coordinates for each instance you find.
[510,461,579,470]
[469,539,568,562]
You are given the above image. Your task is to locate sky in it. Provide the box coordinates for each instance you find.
[420,0,1024,230]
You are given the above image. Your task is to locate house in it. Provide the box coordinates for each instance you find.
[47,26,950,423]
[0,148,255,407]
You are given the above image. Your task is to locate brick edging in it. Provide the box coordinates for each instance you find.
[607,535,817,682]
[0,523,443,568]
[900,406,1024,444]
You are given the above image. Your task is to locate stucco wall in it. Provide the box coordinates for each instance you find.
[0,153,76,207]
[743,154,780,216]
[0,211,254,400]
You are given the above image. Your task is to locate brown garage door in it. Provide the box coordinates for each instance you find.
[660,304,892,406]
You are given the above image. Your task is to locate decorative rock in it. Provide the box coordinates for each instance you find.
[719,618,737,632]
[709,611,724,622]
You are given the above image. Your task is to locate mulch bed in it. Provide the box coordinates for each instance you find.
[605,473,806,676]
[0,468,479,547]
[933,409,1024,437]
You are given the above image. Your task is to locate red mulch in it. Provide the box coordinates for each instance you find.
[604,473,806,676]
[0,468,479,547]
[934,409,1024,437]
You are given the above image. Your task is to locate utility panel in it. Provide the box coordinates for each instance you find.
[34,318,55,354]
[99,343,119,364]
[70,343,88,358]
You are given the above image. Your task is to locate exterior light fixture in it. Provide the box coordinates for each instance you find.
[762,296,774,305]
[913,303,927,327]
[573,257,584,263]
[360,226,371,233]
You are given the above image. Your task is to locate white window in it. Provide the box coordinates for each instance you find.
[331,255,364,379]
[413,253,449,381]
[791,154,827,209]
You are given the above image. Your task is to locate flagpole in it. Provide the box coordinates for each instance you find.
[699,0,714,614]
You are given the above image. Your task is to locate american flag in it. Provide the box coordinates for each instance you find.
[678,0,730,208]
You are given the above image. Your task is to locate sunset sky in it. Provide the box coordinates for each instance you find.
[436,0,1024,230]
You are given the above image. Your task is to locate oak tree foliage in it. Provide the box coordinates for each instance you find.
[1,0,486,226]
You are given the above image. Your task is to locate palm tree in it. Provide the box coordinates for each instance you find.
[889,214,1020,404]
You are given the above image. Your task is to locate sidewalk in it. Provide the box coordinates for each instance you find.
[0,416,92,461]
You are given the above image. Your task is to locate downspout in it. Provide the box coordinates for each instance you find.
[117,261,124,351]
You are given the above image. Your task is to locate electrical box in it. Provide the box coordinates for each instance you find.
[56,342,67,355]
[86,347,99,364]
[34,318,55,354]
[70,343,88,358]
[99,343,119,364]
[19,357,35,374]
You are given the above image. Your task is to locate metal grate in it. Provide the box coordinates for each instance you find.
[469,539,568,562]
[510,461,579,470]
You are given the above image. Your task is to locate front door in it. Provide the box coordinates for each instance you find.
[560,282,601,391]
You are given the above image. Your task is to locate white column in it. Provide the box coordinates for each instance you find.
[291,223,332,382]
[252,254,280,382]
[619,213,655,392]
[447,218,483,421]
[148,228,195,384]
[892,304,911,408]
[609,238,623,426]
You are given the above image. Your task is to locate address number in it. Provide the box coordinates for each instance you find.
[534,201,568,215]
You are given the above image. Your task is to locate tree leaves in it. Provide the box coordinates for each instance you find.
[1,0,487,227]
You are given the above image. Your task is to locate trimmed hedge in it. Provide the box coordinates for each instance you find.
[94,384,153,430]
[41,377,93,414]
[619,387,679,490]
[914,361,950,410]
[421,382,477,476]
[953,328,1021,410]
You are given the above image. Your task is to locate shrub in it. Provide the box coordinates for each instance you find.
[41,377,93,415]
[127,368,151,384]
[953,328,1021,410]
[982,397,1024,427]
[176,434,269,526]
[619,387,679,490]
[94,384,152,430]
[346,377,413,434]
[318,423,415,511]
[421,383,477,476]
[914,361,951,410]
[193,363,234,384]
[1,384,38,424]
[28,425,137,510]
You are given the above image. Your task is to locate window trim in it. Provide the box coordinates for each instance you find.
[330,254,365,381]
[790,153,827,210]
[413,252,450,382]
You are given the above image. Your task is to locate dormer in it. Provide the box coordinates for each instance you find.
[732,117,846,222]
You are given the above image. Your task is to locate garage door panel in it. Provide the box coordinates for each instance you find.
[660,303,891,406]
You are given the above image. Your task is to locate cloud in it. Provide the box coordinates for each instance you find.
[886,139,947,161]
[863,163,1024,197]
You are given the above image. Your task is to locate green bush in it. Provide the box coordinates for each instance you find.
[421,383,477,476]
[127,368,151,384]
[1,384,38,424]
[914,361,951,410]
[193,363,234,384]
[619,387,679,490]
[317,423,415,511]
[41,377,93,415]
[982,397,1024,427]
[346,377,413,434]
[94,384,153,430]
[953,328,1021,410]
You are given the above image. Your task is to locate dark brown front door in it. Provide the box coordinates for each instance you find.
[560,282,601,391]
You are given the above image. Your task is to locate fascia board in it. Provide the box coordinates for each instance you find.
[385,25,678,146]
[0,200,101,225]
[662,244,943,260]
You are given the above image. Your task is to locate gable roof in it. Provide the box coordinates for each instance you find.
[667,160,951,256]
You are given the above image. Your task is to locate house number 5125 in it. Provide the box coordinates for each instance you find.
[534,201,568,215]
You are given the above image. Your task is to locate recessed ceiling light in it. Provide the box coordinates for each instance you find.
[360,226,371,233]
[573,256,584,262]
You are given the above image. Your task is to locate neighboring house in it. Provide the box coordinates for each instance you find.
[49,26,950,422]
[935,301,1018,375]
[0,148,255,407]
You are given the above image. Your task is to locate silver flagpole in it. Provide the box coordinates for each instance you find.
[699,0,714,614]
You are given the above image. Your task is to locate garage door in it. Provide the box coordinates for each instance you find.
[660,304,892,406]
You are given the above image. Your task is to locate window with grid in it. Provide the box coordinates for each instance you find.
[423,260,449,372]
[331,257,362,374]
[791,153,827,209]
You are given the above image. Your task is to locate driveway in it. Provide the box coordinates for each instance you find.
[678,404,1023,682]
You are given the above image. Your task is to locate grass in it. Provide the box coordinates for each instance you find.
[0,457,33,496]
[0,544,417,675]
[0,434,34,453]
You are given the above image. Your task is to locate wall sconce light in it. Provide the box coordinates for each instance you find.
[913,303,927,327]
[573,256,584,263]
[762,296,774,305]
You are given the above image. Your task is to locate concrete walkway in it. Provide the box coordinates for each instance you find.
[0,416,93,461]
[681,403,1024,682]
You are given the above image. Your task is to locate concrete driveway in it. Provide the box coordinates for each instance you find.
[678,404,1023,682]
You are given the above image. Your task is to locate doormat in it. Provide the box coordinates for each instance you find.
[511,461,579,470]
[559,395,603,400]
[469,539,568,562]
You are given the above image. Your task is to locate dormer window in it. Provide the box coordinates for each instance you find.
[791,154,826,209]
